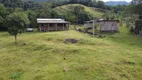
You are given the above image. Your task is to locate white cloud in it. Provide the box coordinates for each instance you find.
[102,0,132,2]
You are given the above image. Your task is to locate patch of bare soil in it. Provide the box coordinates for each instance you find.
[65,38,78,44]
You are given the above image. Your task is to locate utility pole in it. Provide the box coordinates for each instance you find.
[93,17,95,37]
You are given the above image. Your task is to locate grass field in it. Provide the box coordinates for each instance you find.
[0,26,142,80]
[54,4,103,18]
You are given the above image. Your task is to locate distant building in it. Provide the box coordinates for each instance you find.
[84,20,119,32]
[135,15,142,35]
[37,18,70,32]
[99,20,119,32]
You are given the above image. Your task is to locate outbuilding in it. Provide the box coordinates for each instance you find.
[84,20,119,32]
[37,18,70,32]
[99,20,119,32]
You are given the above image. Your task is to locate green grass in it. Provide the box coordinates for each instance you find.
[0,26,142,80]
[54,4,103,18]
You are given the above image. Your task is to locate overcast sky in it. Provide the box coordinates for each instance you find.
[102,0,132,2]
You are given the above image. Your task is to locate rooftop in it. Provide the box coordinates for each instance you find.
[85,20,119,23]
[37,18,70,24]
[99,20,119,23]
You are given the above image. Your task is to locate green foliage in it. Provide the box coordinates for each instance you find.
[26,10,37,28]
[71,5,92,24]
[0,28,142,80]
[54,4,103,24]
[68,0,109,9]
[50,9,59,18]
[0,0,24,8]
[37,3,52,18]
[24,1,43,10]
[6,11,29,43]
[102,11,117,20]
[131,4,142,15]
[0,3,7,26]
[97,1,106,9]
[10,72,23,80]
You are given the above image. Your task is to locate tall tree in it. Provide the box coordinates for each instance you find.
[26,10,37,28]
[6,11,29,44]
[0,0,24,8]
[24,1,42,10]
[130,0,142,15]
[0,3,6,26]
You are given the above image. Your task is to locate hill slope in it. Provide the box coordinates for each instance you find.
[23,0,66,2]
[54,4,103,18]
[0,26,142,80]
[105,1,129,6]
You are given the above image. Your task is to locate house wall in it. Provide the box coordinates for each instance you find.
[39,23,69,32]
[135,20,142,34]
[100,22,118,32]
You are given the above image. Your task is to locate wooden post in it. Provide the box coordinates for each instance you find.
[63,24,64,30]
[93,18,95,37]
[48,24,49,31]
[39,24,41,32]
[68,24,70,30]
[56,23,58,31]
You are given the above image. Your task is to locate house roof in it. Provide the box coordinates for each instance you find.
[85,20,119,23]
[37,18,70,23]
[99,20,119,23]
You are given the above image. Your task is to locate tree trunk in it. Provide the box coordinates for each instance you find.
[14,35,17,44]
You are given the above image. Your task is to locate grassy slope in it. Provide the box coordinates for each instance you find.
[54,4,103,18]
[0,26,142,80]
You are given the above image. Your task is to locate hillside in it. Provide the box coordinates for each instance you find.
[105,1,129,6]
[23,0,49,2]
[23,0,66,2]
[0,25,142,80]
[54,4,103,18]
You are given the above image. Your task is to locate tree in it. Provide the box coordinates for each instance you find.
[132,4,142,15]
[102,11,116,20]
[0,4,7,24]
[24,1,42,10]
[130,0,142,15]
[37,3,52,18]
[0,0,24,8]
[26,10,37,28]
[50,10,59,18]
[6,12,29,44]
[0,4,5,24]
[97,1,106,9]
[71,5,92,24]
[0,3,8,30]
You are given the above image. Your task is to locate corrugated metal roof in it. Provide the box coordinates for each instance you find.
[99,20,119,23]
[37,18,70,23]
[85,20,119,23]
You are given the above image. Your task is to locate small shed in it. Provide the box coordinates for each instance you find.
[37,18,70,32]
[84,20,119,32]
[84,20,100,28]
[99,20,119,32]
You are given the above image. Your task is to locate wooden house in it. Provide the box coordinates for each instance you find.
[37,18,70,32]
[84,20,119,32]
[99,20,119,32]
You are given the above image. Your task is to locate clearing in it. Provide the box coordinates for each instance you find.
[0,26,142,80]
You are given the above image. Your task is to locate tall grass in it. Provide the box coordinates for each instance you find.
[0,26,142,80]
